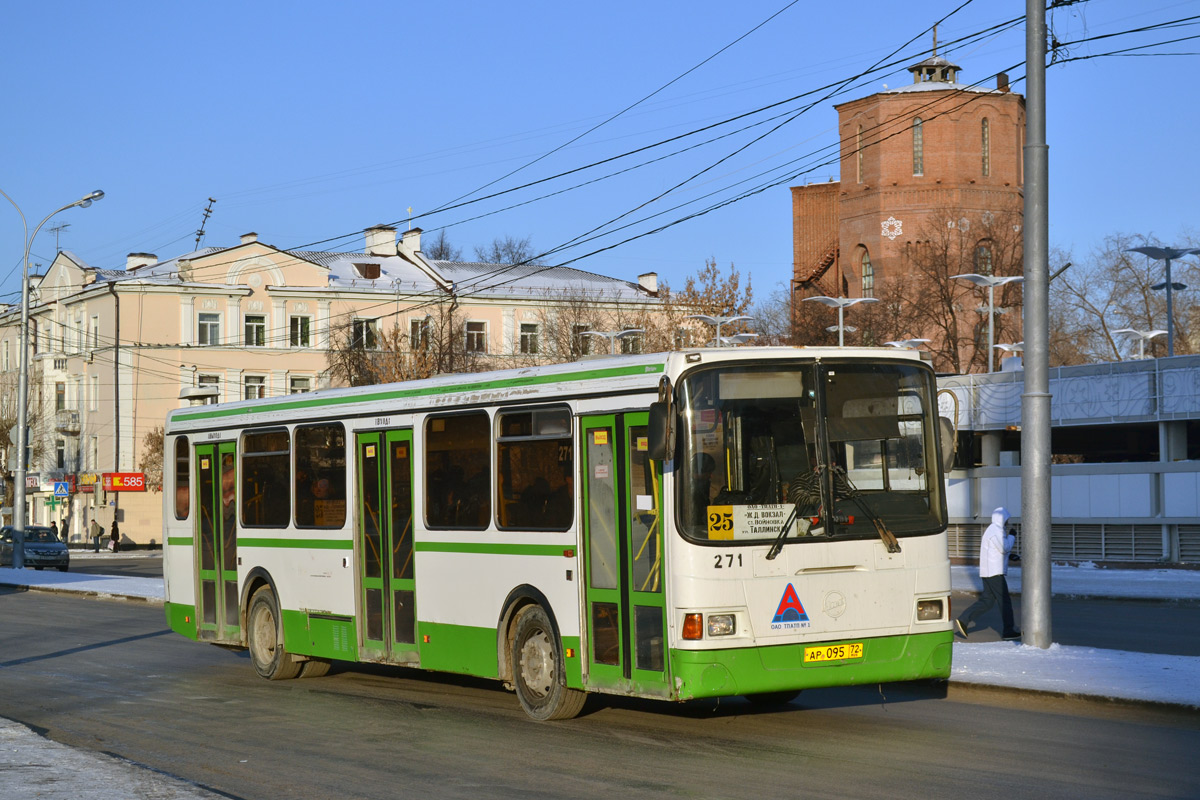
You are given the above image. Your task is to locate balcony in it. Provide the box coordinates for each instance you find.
[55,409,80,435]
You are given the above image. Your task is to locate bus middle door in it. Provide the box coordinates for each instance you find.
[580,413,669,697]
[194,441,240,642]
[355,430,418,664]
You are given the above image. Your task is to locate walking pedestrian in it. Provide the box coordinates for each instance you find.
[956,507,1020,640]
[50,520,59,540]
[110,519,121,553]
[91,519,102,552]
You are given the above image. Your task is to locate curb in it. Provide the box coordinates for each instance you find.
[946,678,1200,712]
[0,582,164,606]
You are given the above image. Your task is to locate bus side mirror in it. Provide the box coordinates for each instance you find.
[938,416,956,472]
[648,402,671,461]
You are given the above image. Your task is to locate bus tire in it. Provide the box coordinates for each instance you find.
[299,658,331,679]
[510,605,585,721]
[744,690,801,707]
[247,587,301,680]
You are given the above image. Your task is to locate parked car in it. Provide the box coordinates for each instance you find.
[0,525,70,571]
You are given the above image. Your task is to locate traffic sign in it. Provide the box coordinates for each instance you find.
[54,481,70,497]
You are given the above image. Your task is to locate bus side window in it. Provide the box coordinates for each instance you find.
[174,436,190,520]
[295,423,346,528]
[496,407,572,531]
[425,413,491,530]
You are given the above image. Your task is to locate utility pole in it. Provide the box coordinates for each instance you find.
[194,198,216,249]
[1021,0,1052,649]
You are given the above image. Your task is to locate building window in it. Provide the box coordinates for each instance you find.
[520,323,539,355]
[289,316,311,347]
[90,315,99,349]
[198,374,220,404]
[352,319,379,350]
[244,375,266,400]
[465,321,487,353]
[198,313,220,345]
[410,318,431,351]
[976,242,994,275]
[55,382,66,412]
[856,124,863,183]
[572,324,592,357]
[289,376,312,394]
[981,117,991,177]
[912,117,924,176]
[2,340,8,371]
[620,332,643,355]
[57,440,66,470]
[860,248,875,298]
[89,375,99,411]
[244,314,266,347]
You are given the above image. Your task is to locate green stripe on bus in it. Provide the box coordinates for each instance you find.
[414,541,574,557]
[167,536,193,546]
[173,362,665,422]
[237,537,353,549]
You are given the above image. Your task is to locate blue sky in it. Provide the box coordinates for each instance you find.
[2,0,1197,305]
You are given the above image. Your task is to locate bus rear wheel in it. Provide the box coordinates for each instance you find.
[511,605,585,721]
[247,587,301,680]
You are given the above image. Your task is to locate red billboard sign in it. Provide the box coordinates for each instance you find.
[102,472,147,492]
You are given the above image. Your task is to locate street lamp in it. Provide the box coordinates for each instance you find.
[0,188,104,568]
[1126,246,1199,357]
[801,296,878,346]
[950,273,1024,372]
[710,333,758,347]
[686,314,755,348]
[1113,328,1167,360]
[579,328,643,355]
[884,338,931,349]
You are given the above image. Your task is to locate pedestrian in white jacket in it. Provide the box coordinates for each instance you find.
[956,507,1020,640]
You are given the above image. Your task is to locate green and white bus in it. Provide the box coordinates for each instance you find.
[162,346,954,720]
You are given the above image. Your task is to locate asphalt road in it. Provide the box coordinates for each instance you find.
[64,553,164,579]
[1,589,1197,800]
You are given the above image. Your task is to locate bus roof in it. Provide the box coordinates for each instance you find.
[165,346,925,433]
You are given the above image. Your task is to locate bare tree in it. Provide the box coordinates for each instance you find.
[424,229,462,261]
[474,235,543,266]
[324,298,490,386]
[139,425,164,493]
[1053,233,1200,363]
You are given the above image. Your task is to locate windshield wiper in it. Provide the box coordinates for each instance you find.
[765,503,811,560]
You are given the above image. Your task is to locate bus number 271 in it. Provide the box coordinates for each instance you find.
[713,553,743,569]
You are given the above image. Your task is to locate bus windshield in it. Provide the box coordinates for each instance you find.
[677,360,945,545]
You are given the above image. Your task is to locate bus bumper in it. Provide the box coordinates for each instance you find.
[670,630,953,700]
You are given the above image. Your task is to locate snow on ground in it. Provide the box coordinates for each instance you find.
[0,717,222,800]
[0,567,163,601]
[952,642,1200,708]
[952,564,1200,601]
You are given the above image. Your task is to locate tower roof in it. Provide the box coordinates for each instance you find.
[907,54,962,85]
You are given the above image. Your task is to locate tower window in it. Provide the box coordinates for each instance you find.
[982,118,991,177]
[860,248,875,298]
[856,125,863,183]
[912,118,924,176]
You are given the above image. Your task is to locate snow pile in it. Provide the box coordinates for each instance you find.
[952,641,1200,708]
[0,567,163,601]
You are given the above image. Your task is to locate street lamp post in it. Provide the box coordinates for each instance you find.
[801,296,878,346]
[1,189,104,568]
[686,314,755,348]
[950,273,1024,372]
[1113,328,1167,360]
[579,328,643,355]
[1126,246,1199,358]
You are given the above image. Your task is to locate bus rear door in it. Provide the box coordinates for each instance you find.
[580,412,669,697]
[355,430,419,663]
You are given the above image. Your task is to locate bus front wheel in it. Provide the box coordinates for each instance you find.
[247,587,301,680]
[510,605,585,721]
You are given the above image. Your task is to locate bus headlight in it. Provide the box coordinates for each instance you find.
[707,614,736,637]
[917,599,944,621]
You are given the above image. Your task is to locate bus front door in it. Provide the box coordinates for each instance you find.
[580,413,669,696]
[355,430,418,663]
[195,441,240,642]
